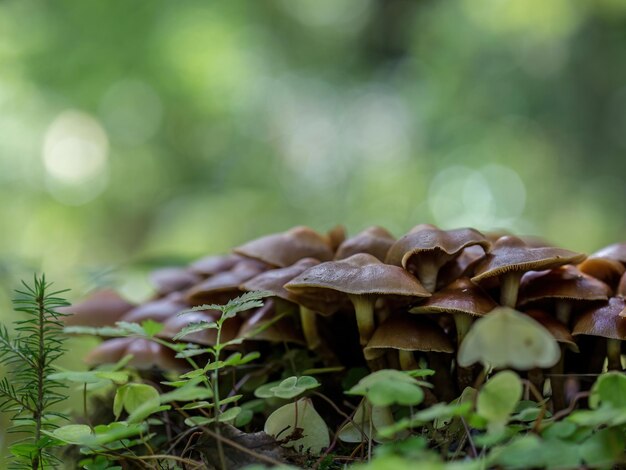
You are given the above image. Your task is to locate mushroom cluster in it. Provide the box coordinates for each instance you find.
[63,225,626,408]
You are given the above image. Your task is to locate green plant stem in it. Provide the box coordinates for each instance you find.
[33,290,46,470]
[211,320,227,470]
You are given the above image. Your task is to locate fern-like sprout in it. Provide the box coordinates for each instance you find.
[0,274,70,469]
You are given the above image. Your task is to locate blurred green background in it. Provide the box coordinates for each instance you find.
[1,0,626,456]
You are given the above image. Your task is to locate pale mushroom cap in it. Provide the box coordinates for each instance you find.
[410,278,497,316]
[150,267,201,296]
[188,254,243,276]
[85,337,183,370]
[578,257,625,286]
[591,243,626,264]
[233,226,334,268]
[471,236,586,283]
[185,260,266,305]
[61,290,135,327]
[285,253,431,299]
[524,309,578,350]
[385,227,491,269]
[572,297,626,340]
[335,226,396,262]
[364,315,453,360]
[122,292,188,324]
[518,265,611,306]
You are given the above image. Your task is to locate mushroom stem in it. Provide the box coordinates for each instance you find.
[414,254,441,293]
[348,294,376,347]
[606,338,623,371]
[500,272,523,307]
[386,350,401,370]
[398,350,418,371]
[427,352,456,402]
[550,345,567,411]
[555,301,572,328]
[299,306,321,350]
[453,313,473,347]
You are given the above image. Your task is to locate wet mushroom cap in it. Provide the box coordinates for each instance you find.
[524,309,578,351]
[149,267,202,296]
[572,297,626,340]
[590,243,626,265]
[364,315,453,360]
[334,226,396,262]
[385,227,491,269]
[233,226,334,268]
[85,337,184,370]
[61,290,135,327]
[518,265,611,306]
[284,253,431,300]
[185,259,267,305]
[410,277,497,317]
[578,257,625,287]
[471,236,586,283]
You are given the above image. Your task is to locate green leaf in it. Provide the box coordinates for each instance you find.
[477,371,522,434]
[173,321,217,341]
[269,376,321,399]
[589,371,626,409]
[140,319,164,337]
[184,407,242,426]
[579,427,624,467]
[346,370,424,407]
[458,307,560,370]
[264,398,329,455]
[113,383,160,420]
[160,385,213,403]
[115,321,148,336]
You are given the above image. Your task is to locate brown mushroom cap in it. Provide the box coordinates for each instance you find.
[61,290,135,327]
[618,272,626,298]
[240,258,321,305]
[334,226,396,262]
[285,253,431,300]
[572,297,626,340]
[471,236,586,283]
[188,254,243,277]
[364,315,453,361]
[150,267,202,296]
[159,310,241,346]
[437,245,486,289]
[410,278,497,317]
[237,300,305,345]
[326,224,347,252]
[590,243,626,264]
[518,266,611,307]
[233,226,334,268]
[578,257,625,287]
[524,309,578,350]
[122,292,188,324]
[185,260,267,306]
[386,227,491,269]
[85,337,184,370]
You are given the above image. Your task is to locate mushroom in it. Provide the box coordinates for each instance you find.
[471,236,586,308]
[386,226,491,292]
[122,291,189,324]
[364,314,453,371]
[517,265,611,326]
[334,226,396,262]
[577,257,625,289]
[185,259,267,306]
[285,253,430,347]
[325,224,347,252]
[233,226,334,268]
[61,290,135,327]
[237,300,304,345]
[188,254,243,277]
[240,258,334,350]
[149,267,202,296]
[410,277,497,347]
[619,272,626,298]
[159,310,241,347]
[572,297,626,371]
[85,337,184,371]
[524,308,578,409]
